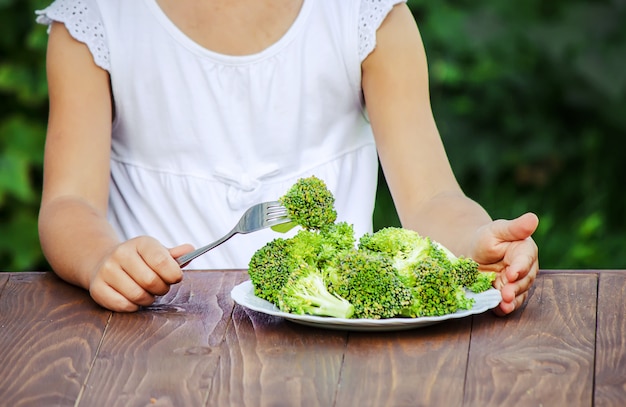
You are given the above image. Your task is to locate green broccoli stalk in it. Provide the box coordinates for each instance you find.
[279,176,337,230]
[277,264,354,318]
[467,271,497,293]
[327,250,412,319]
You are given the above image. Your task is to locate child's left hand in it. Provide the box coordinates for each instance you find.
[470,212,540,316]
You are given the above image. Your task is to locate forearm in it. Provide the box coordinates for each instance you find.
[397,190,492,258]
[38,196,120,289]
[362,4,492,257]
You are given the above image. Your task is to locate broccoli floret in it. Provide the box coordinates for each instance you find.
[359,227,439,286]
[359,227,478,317]
[248,228,331,301]
[249,176,491,320]
[358,227,424,256]
[277,263,354,319]
[467,271,497,293]
[279,176,337,230]
[248,237,298,304]
[248,226,356,317]
[317,221,356,267]
[400,257,474,317]
[432,241,481,288]
[287,229,325,264]
[320,221,356,250]
[361,227,485,291]
[283,226,354,268]
[327,250,412,319]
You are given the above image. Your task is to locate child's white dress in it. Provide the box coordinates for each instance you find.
[36,0,406,269]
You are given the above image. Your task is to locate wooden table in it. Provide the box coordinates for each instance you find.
[1,270,625,406]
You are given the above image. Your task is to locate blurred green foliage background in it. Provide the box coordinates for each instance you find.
[1,0,625,271]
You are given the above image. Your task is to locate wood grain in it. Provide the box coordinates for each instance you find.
[594,272,626,407]
[0,272,8,295]
[77,270,245,407]
[465,272,598,406]
[0,272,110,407]
[211,300,348,406]
[2,270,624,407]
[336,319,472,407]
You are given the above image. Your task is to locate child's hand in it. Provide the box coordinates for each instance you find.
[87,237,194,312]
[470,213,540,316]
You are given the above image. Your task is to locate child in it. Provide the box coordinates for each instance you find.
[35,0,539,314]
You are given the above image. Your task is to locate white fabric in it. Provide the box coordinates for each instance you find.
[36,0,406,269]
[36,0,110,70]
[36,0,404,71]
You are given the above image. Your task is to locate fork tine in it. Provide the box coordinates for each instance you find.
[264,201,288,217]
[265,217,291,227]
[266,207,287,215]
[265,201,285,210]
[266,213,289,221]
[263,202,290,224]
[267,208,288,216]
[177,200,292,267]
[266,211,290,221]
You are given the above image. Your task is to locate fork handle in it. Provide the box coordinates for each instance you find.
[176,230,237,268]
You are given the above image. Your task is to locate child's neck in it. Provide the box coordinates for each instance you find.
[156,0,305,55]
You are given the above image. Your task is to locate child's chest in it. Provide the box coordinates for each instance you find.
[155,0,305,55]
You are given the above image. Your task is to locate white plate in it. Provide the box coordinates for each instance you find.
[231,280,502,331]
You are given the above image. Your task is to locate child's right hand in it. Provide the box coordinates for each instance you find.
[87,236,194,312]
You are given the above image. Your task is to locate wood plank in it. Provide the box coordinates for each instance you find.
[210,297,348,406]
[595,271,626,407]
[465,273,597,406]
[335,319,472,407]
[0,272,8,295]
[0,272,110,407]
[77,270,246,406]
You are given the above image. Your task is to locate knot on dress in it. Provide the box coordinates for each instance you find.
[213,166,281,210]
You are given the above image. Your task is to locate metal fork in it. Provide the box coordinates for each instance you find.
[176,200,290,268]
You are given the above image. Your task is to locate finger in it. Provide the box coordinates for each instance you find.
[169,243,194,259]
[135,240,184,286]
[123,253,172,296]
[490,212,539,244]
[95,254,158,307]
[494,262,537,316]
[498,292,528,316]
[499,280,518,304]
[500,263,535,302]
[89,277,142,312]
[493,291,528,317]
[109,263,157,306]
[504,243,538,285]
[503,238,539,293]
[493,302,513,317]
[492,255,536,294]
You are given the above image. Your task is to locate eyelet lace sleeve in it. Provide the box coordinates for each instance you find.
[35,0,110,71]
[358,0,406,62]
